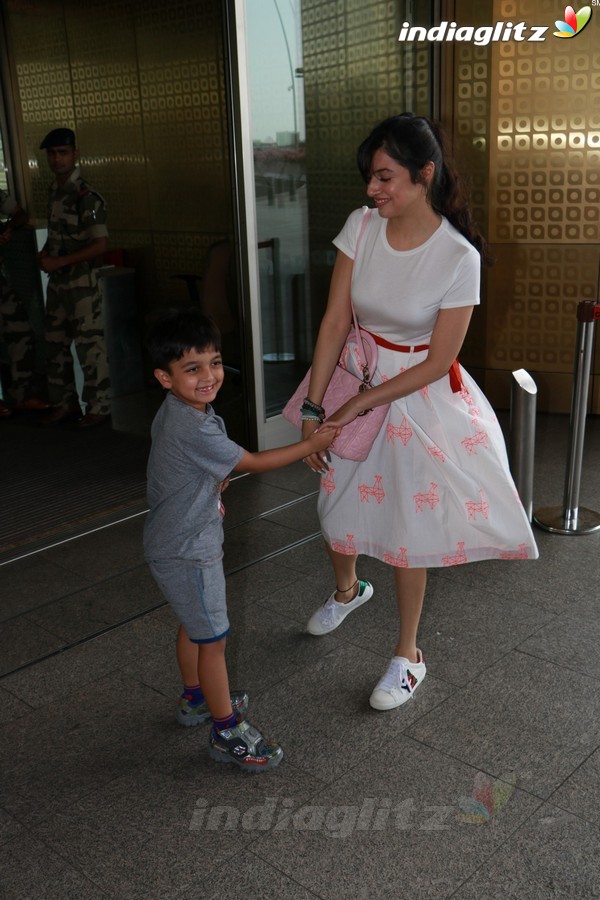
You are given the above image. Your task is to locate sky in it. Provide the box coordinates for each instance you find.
[246,0,305,143]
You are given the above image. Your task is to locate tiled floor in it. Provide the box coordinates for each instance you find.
[1,414,599,899]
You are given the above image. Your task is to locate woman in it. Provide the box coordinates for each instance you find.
[300,113,538,711]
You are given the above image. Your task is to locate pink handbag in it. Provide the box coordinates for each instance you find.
[283,208,389,461]
[282,315,389,461]
[283,326,390,462]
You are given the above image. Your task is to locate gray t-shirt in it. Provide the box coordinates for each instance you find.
[144,392,244,562]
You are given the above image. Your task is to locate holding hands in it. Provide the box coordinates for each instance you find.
[302,419,341,474]
[322,394,364,431]
[302,422,339,474]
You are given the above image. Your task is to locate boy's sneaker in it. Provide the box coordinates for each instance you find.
[177,690,249,727]
[208,719,283,772]
[369,651,426,710]
[306,580,373,635]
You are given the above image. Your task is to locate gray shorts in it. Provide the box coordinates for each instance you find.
[147,557,229,643]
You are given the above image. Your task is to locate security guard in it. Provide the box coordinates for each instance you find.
[38,127,110,427]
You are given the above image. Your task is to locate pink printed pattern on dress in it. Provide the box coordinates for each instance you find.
[321,468,336,495]
[414,482,440,512]
[386,416,413,446]
[338,343,365,372]
[465,489,490,520]
[460,386,480,419]
[442,541,468,566]
[499,544,529,559]
[383,547,409,567]
[358,475,385,503]
[332,534,357,555]
[461,426,489,455]
[426,445,446,462]
[460,385,489,455]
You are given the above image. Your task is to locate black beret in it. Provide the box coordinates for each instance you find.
[40,128,76,149]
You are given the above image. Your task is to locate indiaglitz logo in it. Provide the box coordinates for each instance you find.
[397,20,549,46]
[398,3,593,45]
[457,772,517,826]
[554,4,592,37]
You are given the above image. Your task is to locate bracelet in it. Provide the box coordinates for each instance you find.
[302,410,324,422]
[301,397,325,416]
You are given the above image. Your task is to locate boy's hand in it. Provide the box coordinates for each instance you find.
[302,425,339,474]
[220,476,231,493]
[308,424,338,449]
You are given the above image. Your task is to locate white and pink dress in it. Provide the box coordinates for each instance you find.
[318,207,539,568]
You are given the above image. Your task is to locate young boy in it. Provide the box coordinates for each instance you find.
[144,310,337,772]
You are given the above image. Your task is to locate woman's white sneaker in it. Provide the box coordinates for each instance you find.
[306,580,374,636]
[369,651,426,710]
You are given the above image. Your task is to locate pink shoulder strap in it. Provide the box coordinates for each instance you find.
[350,207,374,368]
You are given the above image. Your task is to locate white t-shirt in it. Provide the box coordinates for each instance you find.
[333,207,481,345]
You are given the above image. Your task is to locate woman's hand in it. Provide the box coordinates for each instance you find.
[323,394,364,431]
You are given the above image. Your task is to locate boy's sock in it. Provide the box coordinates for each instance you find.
[212,711,238,735]
[182,684,205,706]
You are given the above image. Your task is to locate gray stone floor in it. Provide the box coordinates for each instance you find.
[1,413,599,899]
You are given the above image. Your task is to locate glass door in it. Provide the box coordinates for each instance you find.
[230,0,307,448]
[228,0,437,449]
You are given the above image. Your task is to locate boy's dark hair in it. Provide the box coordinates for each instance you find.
[146,309,222,370]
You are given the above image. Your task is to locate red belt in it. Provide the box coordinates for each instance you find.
[364,329,463,393]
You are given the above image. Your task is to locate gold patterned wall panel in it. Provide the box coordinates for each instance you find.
[303,0,432,242]
[490,0,600,246]
[4,0,232,313]
[134,0,230,238]
[447,1,493,236]
[63,1,149,232]
[302,0,433,330]
[486,243,599,409]
[451,25,493,372]
[6,0,74,217]
[486,240,600,364]
[453,0,600,411]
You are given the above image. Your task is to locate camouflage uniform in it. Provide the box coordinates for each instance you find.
[44,167,110,415]
[0,190,39,404]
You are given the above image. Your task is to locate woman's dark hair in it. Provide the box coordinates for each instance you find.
[357,112,490,261]
[146,309,222,370]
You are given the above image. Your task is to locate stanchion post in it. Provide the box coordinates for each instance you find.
[534,300,600,535]
[509,369,537,522]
